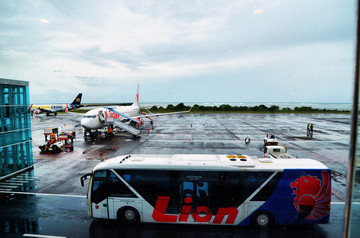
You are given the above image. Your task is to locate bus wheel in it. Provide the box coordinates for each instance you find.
[252,211,272,228]
[118,207,139,223]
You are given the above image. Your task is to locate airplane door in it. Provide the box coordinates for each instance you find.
[98,110,105,123]
[180,180,210,223]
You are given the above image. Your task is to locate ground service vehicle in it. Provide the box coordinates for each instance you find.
[264,146,294,159]
[80,154,331,227]
[39,127,75,152]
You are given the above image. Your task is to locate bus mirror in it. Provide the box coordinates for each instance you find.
[80,173,92,187]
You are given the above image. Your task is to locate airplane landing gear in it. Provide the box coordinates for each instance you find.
[84,130,103,140]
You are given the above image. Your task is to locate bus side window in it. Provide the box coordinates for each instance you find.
[196,181,208,198]
[91,170,136,204]
[107,171,137,198]
[183,181,194,198]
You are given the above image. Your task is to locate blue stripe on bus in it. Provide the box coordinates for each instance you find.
[239,169,331,226]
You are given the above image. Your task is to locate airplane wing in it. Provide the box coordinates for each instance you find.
[66,111,85,115]
[135,107,192,119]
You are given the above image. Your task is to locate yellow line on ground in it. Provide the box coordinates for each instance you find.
[34,157,61,160]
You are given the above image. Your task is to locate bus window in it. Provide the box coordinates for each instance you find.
[251,172,283,201]
[183,181,194,198]
[91,170,136,204]
[196,181,208,198]
[92,180,107,204]
[210,172,273,212]
[116,170,179,214]
[181,181,209,208]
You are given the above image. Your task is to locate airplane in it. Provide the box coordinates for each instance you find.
[80,85,190,139]
[30,93,83,116]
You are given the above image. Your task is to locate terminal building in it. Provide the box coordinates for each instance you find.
[0,78,33,177]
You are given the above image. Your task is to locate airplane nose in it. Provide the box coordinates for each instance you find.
[81,118,91,129]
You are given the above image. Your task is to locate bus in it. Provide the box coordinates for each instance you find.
[80,154,331,227]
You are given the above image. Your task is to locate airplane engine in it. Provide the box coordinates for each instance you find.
[34,110,41,114]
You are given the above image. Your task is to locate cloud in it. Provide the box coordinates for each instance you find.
[0,0,356,103]
[254,9,264,14]
[39,19,50,23]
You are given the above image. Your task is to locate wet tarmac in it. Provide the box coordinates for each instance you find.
[0,112,358,237]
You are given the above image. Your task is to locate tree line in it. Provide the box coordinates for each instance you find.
[147,103,349,113]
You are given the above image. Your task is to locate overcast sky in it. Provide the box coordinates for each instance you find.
[0,0,356,104]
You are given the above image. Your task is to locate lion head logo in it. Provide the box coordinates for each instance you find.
[290,171,331,220]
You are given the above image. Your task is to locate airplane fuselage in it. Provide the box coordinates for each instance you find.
[31,104,73,112]
[30,93,82,115]
[81,105,140,130]
[30,104,75,115]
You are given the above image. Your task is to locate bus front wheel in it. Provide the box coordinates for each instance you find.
[252,211,273,228]
[118,207,139,223]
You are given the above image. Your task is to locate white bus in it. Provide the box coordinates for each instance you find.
[80,154,331,227]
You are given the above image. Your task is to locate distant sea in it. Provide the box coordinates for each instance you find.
[141,102,352,111]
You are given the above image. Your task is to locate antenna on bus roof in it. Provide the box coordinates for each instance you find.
[120,155,131,163]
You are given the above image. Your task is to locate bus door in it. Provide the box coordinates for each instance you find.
[91,170,122,219]
[91,176,110,219]
[180,180,210,223]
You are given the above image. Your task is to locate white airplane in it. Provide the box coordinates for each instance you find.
[30,93,83,116]
[81,85,190,138]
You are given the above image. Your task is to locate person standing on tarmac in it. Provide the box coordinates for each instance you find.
[310,124,314,137]
[245,136,250,145]
[307,124,310,137]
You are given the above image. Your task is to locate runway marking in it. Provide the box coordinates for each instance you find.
[23,234,66,238]
[0,191,86,198]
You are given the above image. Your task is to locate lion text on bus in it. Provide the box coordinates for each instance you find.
[153,196,238,224]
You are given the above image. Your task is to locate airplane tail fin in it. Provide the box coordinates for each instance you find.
[70,93,82,107]
[132,85,139,107]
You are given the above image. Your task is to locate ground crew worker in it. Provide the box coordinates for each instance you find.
[47,134,56,147]
[245,136,250,145]
[307,124,310,136]
[109,126,113,137]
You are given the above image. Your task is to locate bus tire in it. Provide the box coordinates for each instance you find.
[118,207,139,223]
[252,210,273,228]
